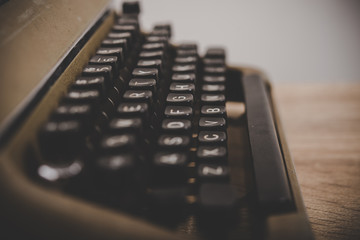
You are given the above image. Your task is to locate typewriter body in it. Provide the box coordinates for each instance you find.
[0,1,313,239]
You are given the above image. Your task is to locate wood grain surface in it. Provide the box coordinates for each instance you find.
[273,83,360,240]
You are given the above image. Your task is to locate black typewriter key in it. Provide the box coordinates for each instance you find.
[152,152,188,183]
[82,65,113,86]
[197,146,227,162]
[166,93,193,106]
[204,66,226,75]
[73,77,106,95]
[178,43,197,50]
[201,94,225,105]
[100,134,137,153]
[203,58,225,66]
[201,105,226,117]
[102,38,128,55]
[96,47,124,64]
[89,56,119,74]
[202,84,225,93]
[161,119,192,132]
[198,164,230,182]
[37,158,85,183]
[158,135,190,149]
[142,42,165,51]
[117,103,149,120]
[164,106,193,118]
[123,90,153,104]
[53,104,93,121]
[118,17,139,28]
[63,89,101,106]
[129,78,156,91]
[169,83,195,93]
[122,1,140,14]
[139,50,164,60]
[132,68,158,81]
[198,183,238,215]
[38,120,85,161]
[205,48,226,59]
[203,75,225,84]
[198,131,227,144]
[137,59,162,74]
[146,35,169,43]
[177,49,197,56]
[153,24,172,37]
[112,24,137,35]
[107,32,132,46]
[108,118,143,133]
[175,56,197,65]
[151,29,171,38]
[199,117,226,130]
[95,154,137,182]
[172,64,196,74]
[172,73,196,83]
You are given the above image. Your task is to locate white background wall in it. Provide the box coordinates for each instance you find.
[120,0,360,83]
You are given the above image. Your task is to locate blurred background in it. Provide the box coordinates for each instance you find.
[123,0,360,83]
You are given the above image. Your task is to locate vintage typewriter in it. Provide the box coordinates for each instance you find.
[0,1,313,239]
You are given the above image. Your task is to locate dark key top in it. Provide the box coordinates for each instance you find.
[129,78,156,91]
[154,24,172,37]
[175,56,197,65]
[146,35,169,43]
[108,118,143,133]
[107,32,132,46]
[166,93,193,106]
[178,43,197,50]
[201,105,226,117]
[177,49,197,56]
[139,50,164,60]
[204,66,226,75]
[203,58,225,66]
[148,186,187,207]
[82,64,113,87]
[37,158,84,183]
[89,55,119,74]
[123,90,153,103]
[96,47,124,65]
[158,134,191,149]
[203,75,225,84]
[137,59,162,74]
[95,154,137,186]
[198,131,227,144]
[169,83,195,93]
[73,76,106,97]
[112,24,137,36]
[202,84,225,93]
[164,106,193,118]
[161,119,192,132]
[63,89,101,105]
[122,1,141,14]
[172,73,196,83]
[152,152,188,183]
[172,64,196,74]
[132,68,158,81]
[142,42,165,51]
[205,48,226,59]
[199,117,226,130]
[102,38,128,54]
[53,104,94,121]
[197,146,227,162]
[201,94,225,105]
[38,120,85,161]
[151,29,171,38]
[117,102,149,118]
[198,183,238,214]
[100,134,137,153]
[118,18,139,28]
[198,164,230,182]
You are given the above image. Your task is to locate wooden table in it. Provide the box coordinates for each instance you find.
[273,83,360,240]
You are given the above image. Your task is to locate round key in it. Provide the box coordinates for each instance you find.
[197,146,227,162]
[201,105,226,116]
[158,135,190,149]
[166,93,193,106]
[198,131,227,144]
[199,117,226,130]
[164,106,193,118]
[161,119,192,132]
